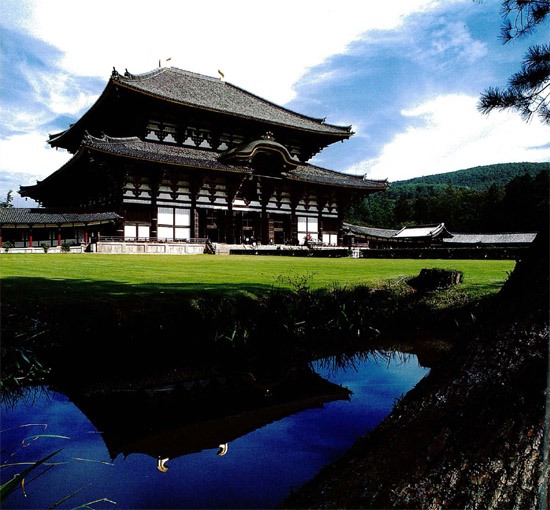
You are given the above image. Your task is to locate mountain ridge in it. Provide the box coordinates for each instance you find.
[388,162,549,195]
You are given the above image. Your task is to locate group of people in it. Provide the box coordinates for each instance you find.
[242,235,257,246]
[241,234,316,247]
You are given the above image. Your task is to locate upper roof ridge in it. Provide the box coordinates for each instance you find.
[112,66,166,82]
[83,132,140,145]
[223,80,346,129]
[116,66,352,132]
[167,67,221,82]
[49,66,354,151]
[116,66,222,83]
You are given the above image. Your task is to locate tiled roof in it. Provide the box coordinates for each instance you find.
[113,67,352,136]
[393,223,452,239]
[344,222,538,244]
[344,223,452,239]
[0,208,120,225]
[285,166,389,190]
[343,223,398,238]
[443,232,538,244]
[83,135,387,190]
[86,135,251,174]
[23,136,387,196]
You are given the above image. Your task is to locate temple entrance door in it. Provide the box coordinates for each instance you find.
[205,209,219,242]
[236,211,256,244]
[272,214,290,244]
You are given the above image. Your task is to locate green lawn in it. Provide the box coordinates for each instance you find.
[1,254,515,304]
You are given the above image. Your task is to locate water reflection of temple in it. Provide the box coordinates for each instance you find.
[62,365,351,469]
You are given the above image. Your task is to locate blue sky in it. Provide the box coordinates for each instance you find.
[1,0,548,206]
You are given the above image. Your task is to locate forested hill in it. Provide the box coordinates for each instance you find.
[348,162,549,232]
[387,162,549,198]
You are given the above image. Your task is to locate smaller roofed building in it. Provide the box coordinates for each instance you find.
[15,67,389,249]
[441,232,538,246]
[343,223,453,248]
[0,208,120,249]
[343,222,537,249]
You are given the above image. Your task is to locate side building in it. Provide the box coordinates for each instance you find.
[17,67,388,248]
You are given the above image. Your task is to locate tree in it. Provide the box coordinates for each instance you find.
[478,1,550,124]
[0,190,14,208]
[480,2,550,319]
[481,183,505,230]
[393,195,413,225]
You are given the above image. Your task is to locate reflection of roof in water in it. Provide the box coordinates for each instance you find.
[66,366,351,462]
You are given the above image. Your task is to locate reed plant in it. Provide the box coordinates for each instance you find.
[0,424,115,508]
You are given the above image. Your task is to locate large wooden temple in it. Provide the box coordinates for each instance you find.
[19,67,388,247]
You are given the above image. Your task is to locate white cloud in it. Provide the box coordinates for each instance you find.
[0,132,71,177]
[22,65,98,116]
[348,94,550,181]
[429,20,488,63]
[14,59,100,119]
[2,107,55,133]
[1,0,448,180]
[17,0,440,105]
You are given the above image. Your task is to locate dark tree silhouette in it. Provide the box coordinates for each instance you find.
[480,2,550,311]
[0,190,14,208]
[478,1,550,124]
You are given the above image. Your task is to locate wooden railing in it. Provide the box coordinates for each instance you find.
[98,236,208,244]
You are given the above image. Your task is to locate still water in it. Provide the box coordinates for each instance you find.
[1,352,429,509]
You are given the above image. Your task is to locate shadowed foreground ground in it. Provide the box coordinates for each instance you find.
[281,239,549,509]
[282,316,548,508]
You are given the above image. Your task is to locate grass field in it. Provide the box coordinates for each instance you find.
[1,254,515,304]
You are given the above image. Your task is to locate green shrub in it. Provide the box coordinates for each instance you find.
[2,240,14,252]
[41,243,49,253]
[60,242,71,253]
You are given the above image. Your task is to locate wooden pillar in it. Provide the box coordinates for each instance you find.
[336,194,352,247]
[149,174,161,239]
[234,211,242,243]
[193,209,199,240]
[57,228,61,246]
[28,226,33,248]
[268,216,275,244]
[317,196,326,245]
[225,180,241,245]
[260,206,269,245]
[189,175,204,240]
[190,204,196,240]
[217,210,225,243]
[198,208,206,239]
[289,189,302,245]
[225,208,234,244]
[259,179,275,245]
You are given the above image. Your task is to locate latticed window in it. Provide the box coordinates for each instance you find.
[297,216,318,243]
[206,211,218,229]
[124,224,150,240]
[242,217,254,230]
[322,233,338,246]
[157,207,191,240]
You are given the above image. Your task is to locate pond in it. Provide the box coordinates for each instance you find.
[1,351,429,509]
